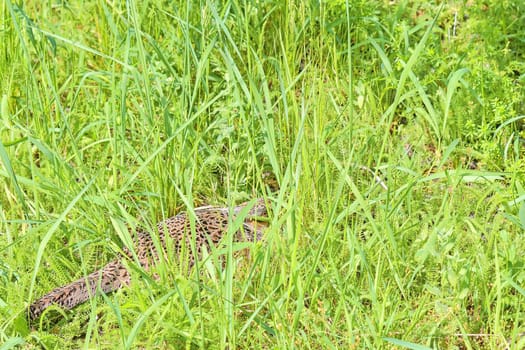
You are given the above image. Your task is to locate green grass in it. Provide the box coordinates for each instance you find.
[1,0,524,348]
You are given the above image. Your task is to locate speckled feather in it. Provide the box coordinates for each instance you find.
[29,199,268,321]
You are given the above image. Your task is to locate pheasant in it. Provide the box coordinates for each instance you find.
[29,198,268,321]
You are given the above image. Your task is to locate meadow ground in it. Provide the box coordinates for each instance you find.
[1,0,524,348]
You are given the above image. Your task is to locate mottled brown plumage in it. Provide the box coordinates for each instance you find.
[29,198,268,321]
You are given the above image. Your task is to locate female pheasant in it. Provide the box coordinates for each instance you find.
[29,198,268,321]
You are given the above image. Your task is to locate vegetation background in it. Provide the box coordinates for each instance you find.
[1,0,524,348]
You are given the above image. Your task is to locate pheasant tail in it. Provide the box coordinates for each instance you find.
[29,261,130,320]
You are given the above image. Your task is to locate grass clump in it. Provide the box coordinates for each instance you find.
[1,0,524,348]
